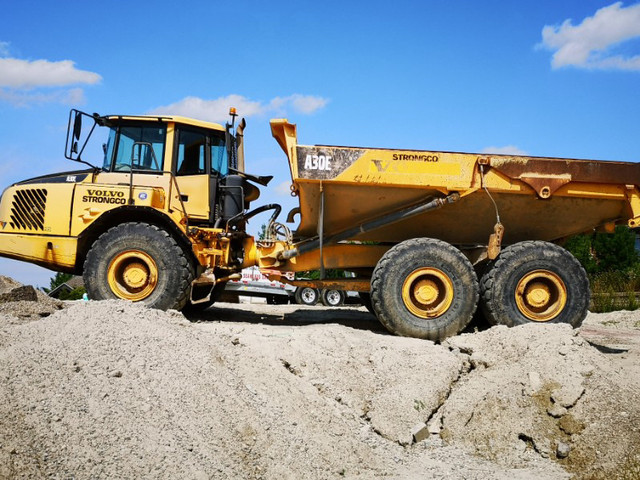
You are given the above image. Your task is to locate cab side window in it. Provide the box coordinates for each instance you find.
[211,134,228,176]
[176,130,206,175]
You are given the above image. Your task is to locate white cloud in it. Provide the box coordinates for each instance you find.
[0,51,101,107]
[150,94,264,123]
[0,58,101,88]
[539,2,640,70]
[150,93,328,123]
[268,94,329,115]
[481,145,528,156]
[0,87,86,107]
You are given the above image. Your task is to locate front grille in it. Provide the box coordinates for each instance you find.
[10,188,47,231]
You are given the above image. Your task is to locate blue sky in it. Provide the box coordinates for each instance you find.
[1,0,639,287]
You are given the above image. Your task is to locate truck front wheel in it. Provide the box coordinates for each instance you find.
[480,241,589,328]
[371,238,479,341]
[83,222,194,310]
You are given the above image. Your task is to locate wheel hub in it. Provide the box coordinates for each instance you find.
[402,268,454,318]
[108,250,158,301]
[325,290,341,305]
[525,281,551,308]
[415,279,439,304]
[515,270,567,322]
[122,261,149,289]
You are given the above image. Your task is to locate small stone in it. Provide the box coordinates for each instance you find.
[556,441,571,459]
[427,415,442,435]
[398,432,413,447]
[524,371,542,395]
[411,422,430,443]
[547,404,568,418]
[109,370,123,378]
[551,385,585,408]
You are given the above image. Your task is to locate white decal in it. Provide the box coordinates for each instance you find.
[304,154,332,171]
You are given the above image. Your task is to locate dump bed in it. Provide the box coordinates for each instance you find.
[271,120,640,247]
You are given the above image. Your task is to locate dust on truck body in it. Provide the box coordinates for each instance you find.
[1,110,639,341]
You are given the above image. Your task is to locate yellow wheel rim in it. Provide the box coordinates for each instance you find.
[402,268,454,318]
[515,270,567,322]
[107,250,158,301]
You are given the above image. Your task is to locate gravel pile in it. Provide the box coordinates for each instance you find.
[1,276,639,479]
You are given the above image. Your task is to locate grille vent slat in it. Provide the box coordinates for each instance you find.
[9,188,47,231]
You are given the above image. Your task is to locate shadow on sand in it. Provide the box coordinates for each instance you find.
[184,304,390,335]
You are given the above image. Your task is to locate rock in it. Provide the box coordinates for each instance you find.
[427,412,442,435]
[551,384,585,408]
[0,285,38,303]
[524,371,543,396]
[547,403,568,418]
[410,422,430,443]
[0,276,22,294]
[398,432,413,447]
[556,441,571,459]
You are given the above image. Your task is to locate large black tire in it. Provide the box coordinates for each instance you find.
[83,222,194,310]
[321,289,345,307]
[370,238,479,341]
[480,241,589,328]
[294,286,319,306]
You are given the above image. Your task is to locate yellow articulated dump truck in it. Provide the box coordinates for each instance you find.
[1,109,640,341]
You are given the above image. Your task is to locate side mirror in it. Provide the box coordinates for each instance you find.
[65,109,100,162]
[73,112,82,140]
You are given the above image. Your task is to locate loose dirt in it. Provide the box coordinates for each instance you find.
[1,275,639,479]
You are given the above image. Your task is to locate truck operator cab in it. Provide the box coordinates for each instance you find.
[67,109,268,228]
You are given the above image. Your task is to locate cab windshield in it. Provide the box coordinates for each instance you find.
[102,124,167,172]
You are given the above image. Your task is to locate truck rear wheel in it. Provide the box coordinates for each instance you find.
[371,238,478,341]
[83,222,194,310]
[480,241,589,328]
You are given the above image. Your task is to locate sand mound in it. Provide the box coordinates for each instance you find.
[1,281,638,479]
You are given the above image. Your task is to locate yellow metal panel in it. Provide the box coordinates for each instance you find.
[70,183,169,236]
[335,149,468,189]
[271,119,640,248]
[279,244,391,272]
[174,175,210,220]
[0,233,77,269]
[165,123,175,172]
[0,183,74,236]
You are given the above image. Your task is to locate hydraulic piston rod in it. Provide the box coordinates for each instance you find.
[279,192,460,261]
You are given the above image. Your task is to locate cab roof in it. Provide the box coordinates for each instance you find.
[103,114,225,132]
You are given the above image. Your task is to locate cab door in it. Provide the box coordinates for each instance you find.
[174,128,211,222]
